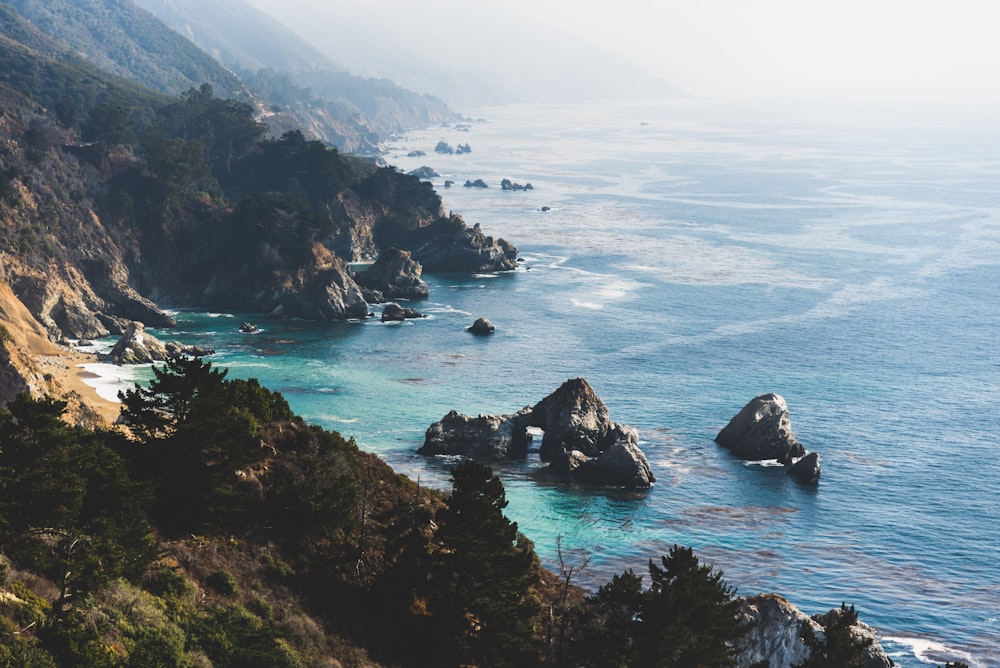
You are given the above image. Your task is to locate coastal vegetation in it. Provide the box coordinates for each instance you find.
[0,356,761,666]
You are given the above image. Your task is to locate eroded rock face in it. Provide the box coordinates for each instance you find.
[354,248,429,301]
[736,594,815,668]
[103,322,211,365]
[420,378,655,489]
[419,408,533,460]
[531,378,613,460]
[734,594,893,668]
[259,249,370,320]
[382,214,518,273]
[716,393,806,464]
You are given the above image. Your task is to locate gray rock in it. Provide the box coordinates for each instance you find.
[354,248,429,301]
[418,408,533,460]
[716,393,806,464]
[418,378,655,488]
[787,451,821,484]
[381,302,424,322]
[736,594,816,668]
[574,426,655,488]
[735,594,893,668]
[468,317,494,335]
[531,378,614,460]
[380,214,519,273]
[103,322,211,365]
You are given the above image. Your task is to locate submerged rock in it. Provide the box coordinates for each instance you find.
[715,393,806,464]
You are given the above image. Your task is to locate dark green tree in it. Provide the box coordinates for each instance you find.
[0,394,155,613]
[82,102,135,148]
[570,569,645,667]
[425,461,539,667]
[794,603,872,668]
[635,545,748,668]
[118,355,293,533]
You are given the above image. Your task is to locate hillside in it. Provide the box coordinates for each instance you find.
[135,0,461,141]
[1,0,460,153]
[0,0,249,100]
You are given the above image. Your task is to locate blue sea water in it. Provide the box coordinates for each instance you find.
[138,100,998,666]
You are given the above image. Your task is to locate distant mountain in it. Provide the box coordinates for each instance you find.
[245,0,677,108]
[132,0,341,75]
[134,0,461,145]
[0,0,249,100]
[1,0,459,153]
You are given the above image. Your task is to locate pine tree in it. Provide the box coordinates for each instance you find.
[635,545,747,668]
[426,461,539,667]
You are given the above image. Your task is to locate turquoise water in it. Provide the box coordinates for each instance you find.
[143,100,998,666]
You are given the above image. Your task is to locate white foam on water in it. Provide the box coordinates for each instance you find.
[78,362,148,403]
[884,636,980,667]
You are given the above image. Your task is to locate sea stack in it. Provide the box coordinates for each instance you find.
[715,393,805,464]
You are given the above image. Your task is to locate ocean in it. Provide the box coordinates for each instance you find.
[98,99,999,666]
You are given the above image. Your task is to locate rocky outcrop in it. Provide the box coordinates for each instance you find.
[390,215,518,273]
[419,408,533,460]
[420,378,655,488]
[501,178,533,191]
[468,317,494,335]
[736,594,815,667]
[102,322,212,365]
[715,394,806,464]
[380,302,424,322]
[735,594,892,668]
[407,166,439,179]
[354,248,429,301]
[463,179,488,188]
[250,245,370,321]
[787,451,821,483]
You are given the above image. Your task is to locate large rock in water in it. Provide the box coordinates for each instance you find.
[419,408,533,460]
[531,378,614,460]
[354,248,429,301]
[715,393,806,464]
[530,379,655,488]
[419,378,654,488]
[734,594,893,668]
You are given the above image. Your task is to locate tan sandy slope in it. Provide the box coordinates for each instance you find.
[0,281,120,426]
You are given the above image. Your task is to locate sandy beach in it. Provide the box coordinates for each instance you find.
[36,350,123,425]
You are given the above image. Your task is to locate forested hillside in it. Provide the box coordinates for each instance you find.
[0,0,460,153]
[0,0,248,100]
[0,358,775,666]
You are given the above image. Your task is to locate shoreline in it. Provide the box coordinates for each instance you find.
[36,349,124,425]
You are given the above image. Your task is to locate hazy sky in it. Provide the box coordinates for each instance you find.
[547,0,1000,104]
[251,0,1000,107]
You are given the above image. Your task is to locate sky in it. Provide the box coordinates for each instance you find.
[545,0,1000,104]
[249,0,1000,108]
